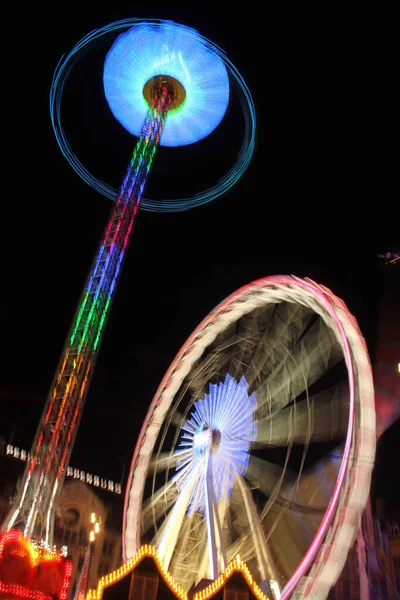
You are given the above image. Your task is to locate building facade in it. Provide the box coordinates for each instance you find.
[53,480,122,598]
[327,497,400,599]
[0,456,122,600]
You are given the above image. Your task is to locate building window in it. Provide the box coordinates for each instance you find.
[393,556,400,572]
[129,573,158,600]
[63,507,80,528]
[79,528,87,545]
[390,522,400,537]
[102,540,114,556]
[56,527,65,543]
[224,588,249,600]
[98,563,109,577]
[342,578,351,598]
[371,579,380,599]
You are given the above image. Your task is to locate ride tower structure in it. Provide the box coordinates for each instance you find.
[1,16,255,563]
[2,77,174,545]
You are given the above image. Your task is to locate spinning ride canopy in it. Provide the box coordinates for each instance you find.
[123,275,375,599]
[103,21,230,146]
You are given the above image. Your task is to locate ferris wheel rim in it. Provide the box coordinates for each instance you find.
[123,274,375,598]
[49,17,256,213]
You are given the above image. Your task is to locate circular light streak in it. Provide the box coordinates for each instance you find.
[103,21,230,147]
[174,374,257,514]
[50,18,256,213]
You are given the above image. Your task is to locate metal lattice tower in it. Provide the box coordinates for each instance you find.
[2,80,173,545]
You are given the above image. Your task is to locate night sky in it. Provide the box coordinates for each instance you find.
[2,4,399,520]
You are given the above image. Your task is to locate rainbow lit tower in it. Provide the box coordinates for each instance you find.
[1,18,255,554]
[3,79,173,545]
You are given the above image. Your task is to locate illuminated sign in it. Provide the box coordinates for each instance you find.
[4,445,122,495]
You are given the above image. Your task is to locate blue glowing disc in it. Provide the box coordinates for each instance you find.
[103,22,230,146]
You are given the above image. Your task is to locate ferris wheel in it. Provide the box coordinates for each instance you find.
[123,275,375,599]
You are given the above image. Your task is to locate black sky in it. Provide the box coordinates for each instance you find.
[2,4,399,517]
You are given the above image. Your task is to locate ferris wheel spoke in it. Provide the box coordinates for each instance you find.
[182,324,238,398]
[226,531,256,564]
[169,409,186,427]
[258,462,338,573]
[186,304,312,397]
[165,513,207,587]
[292,444,343,507]
[185,342,241,406]
[148,451,182,473]
[259,444,344,539]
[260,449,345,570]
[250,430,299,528]
[245,454,297,499]
[240,303,314,387]
[255,382,349,446]
[158,462,203,569]
[224,485,275,577]
[235,475,279,583]
[225,308,274,381]
[140,479,178,535]
[255,320,343,417]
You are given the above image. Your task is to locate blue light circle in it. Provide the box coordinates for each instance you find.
[50,18,256,212]
[103,22,230,147]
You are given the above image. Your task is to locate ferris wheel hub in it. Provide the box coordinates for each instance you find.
[193,426,212,453]
[211,429,221,450]
[193,426,222,455]
[143,75,186,110]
